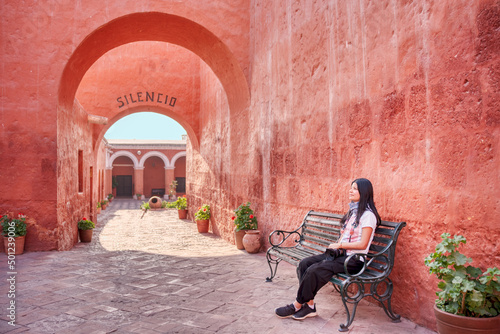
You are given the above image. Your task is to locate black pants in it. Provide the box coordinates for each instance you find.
[295,252,363,304]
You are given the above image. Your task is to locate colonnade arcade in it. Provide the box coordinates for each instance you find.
[106,147,186,199]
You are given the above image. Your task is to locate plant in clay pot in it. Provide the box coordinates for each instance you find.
[1,213,28,255]
[96,201,101,214]
[232,202,260,252]
[175,196,188,219]
[107,193,113,202]
[169,180,178,200]
[424,233,500,334]
[194,204,210,233]
[100,199,108,210]
[77,217,95,243]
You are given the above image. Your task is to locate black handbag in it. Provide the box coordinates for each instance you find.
[324,248,346,259]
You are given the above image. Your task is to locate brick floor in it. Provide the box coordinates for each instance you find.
[0,199,436,333]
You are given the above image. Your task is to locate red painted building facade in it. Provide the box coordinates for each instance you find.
[0,0,499,329]
[106,139,186,199]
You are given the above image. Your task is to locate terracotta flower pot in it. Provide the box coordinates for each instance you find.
[196,219,209,233]
[79,229,93,243]
[234,229,246,250]
[178,209,187,219]
[3,236,25,255]
[434,304,500,334]
[242,230,261,253]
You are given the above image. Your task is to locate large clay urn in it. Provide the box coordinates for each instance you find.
[3,236,25,255]
[149,196,162,209]
[196,220,209,233]
[234,229,246,250]
[434,304,500,334]
[242,230,262,253]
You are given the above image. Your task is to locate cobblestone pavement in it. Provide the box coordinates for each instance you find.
[0,199,436,334]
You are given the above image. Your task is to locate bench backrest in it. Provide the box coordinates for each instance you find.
[300,210,406,279]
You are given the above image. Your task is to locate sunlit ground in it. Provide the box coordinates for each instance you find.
[97,201,241,258]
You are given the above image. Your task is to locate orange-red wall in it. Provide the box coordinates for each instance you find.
[0,0,498,330]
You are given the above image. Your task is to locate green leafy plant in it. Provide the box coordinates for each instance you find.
[174,196,187,210]
[97,202,101,209]
[112,176,118,189]
[424,233,500,318]
[232,202,257,232]
[165,201,177,209]
[100,199,108,206]
[1,213,27,237]
[107,193,113,200]
[195,204,211,220]
[77,217,95,230]
[136,193,143,198]
[140,201,150,211]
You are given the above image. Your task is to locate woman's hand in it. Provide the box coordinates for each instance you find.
[328,242,342,250]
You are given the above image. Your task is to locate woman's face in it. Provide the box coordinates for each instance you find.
[349,182,360,202]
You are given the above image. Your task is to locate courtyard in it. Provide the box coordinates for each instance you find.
[1,199,435,334]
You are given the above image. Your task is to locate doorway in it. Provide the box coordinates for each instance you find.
[115,175,133,197]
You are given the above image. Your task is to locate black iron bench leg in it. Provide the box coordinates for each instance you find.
[265,251,281,282]
[338,281,364,332]
[371,278,401,322]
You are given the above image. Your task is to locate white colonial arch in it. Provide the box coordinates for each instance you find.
[107,150,140,168]
[170,151,186,169]
[138,151,170,168]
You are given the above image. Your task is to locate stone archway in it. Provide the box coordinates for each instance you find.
[58,11,250,119]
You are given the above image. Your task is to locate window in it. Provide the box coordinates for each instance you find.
[78,150,83,193]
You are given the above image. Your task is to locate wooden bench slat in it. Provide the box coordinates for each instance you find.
[305,216,342,226]
[304,222,342,234]
[301,240,328,252]
[308,211,344,219]
[303,228,340,242]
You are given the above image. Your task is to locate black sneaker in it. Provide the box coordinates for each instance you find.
[275,304,298,318]
[292,304,317,320]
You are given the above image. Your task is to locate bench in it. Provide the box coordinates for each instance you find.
[265,210,406,332]
[151,188,165,197]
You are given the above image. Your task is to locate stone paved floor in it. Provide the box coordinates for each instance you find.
[0,199,436,333]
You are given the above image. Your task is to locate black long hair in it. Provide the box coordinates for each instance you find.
[340,178,381,228]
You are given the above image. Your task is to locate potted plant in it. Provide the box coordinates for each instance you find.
[135,193,143,200]
[424,233,500,334]
[194,204,211,233]
[100,199,108,210]
[169,180,178,200]
[232,202,260,252]
[1,213,28,255]
[77,217,95,243]
[175,196,188,219]
[107,193,113,202]
[96,201,101,214]
[112,176,118,197]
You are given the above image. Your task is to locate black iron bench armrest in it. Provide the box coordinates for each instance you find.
[268,227,303,247]
[343,238,395,277]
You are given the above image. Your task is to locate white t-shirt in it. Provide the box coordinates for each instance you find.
[339,210,377,256]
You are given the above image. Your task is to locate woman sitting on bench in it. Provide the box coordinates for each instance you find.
[275,178,381,320]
